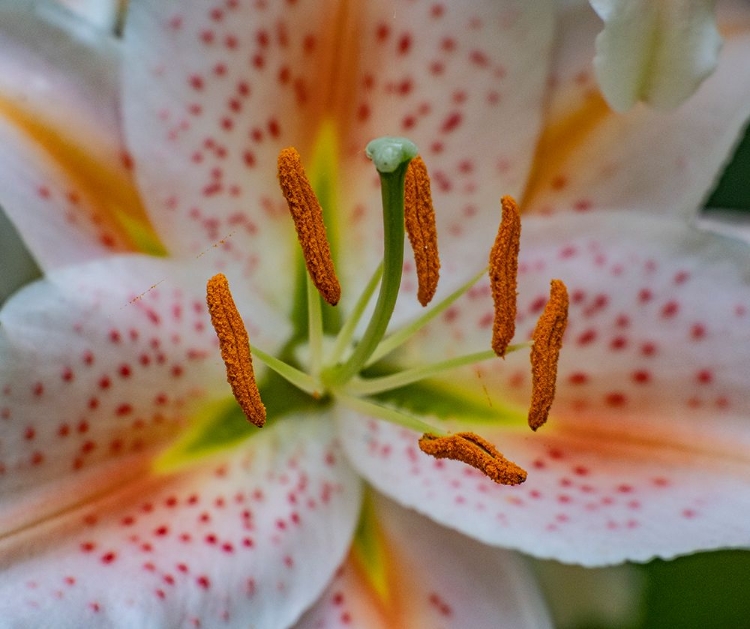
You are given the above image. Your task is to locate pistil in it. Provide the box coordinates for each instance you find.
[322,137,417,387]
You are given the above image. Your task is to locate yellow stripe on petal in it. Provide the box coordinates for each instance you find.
[0,97,166,256]
[306,118,342,263]
[351,491,400,618]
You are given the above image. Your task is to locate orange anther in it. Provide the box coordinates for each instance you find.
[489,196,521,357]
[529,279,568,431]
[206,274,266,427]
[278,147,341,306]
[404,155,440,306]
[418,431,527,485]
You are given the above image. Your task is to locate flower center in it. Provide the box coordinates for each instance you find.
[204,137,568,485]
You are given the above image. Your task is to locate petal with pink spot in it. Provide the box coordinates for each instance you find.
[339,415,750,566]
[121,0,555,314]
[0,253,289,536]
[123,0,351,308]
[330,0,554,318]
[339,212,750,565]
[0,415,362,628]
[416,212,750,442]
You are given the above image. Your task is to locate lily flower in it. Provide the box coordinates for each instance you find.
[0,2,559,626]
[1,1,750,627]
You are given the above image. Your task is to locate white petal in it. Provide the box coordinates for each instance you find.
[55,0,122,32]
[0,415,362,628]
[296,493,552,629]
[339,212,750,565]
[590,0,721,111]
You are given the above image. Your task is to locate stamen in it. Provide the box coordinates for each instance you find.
[277,147,341,306]
[404,155,440,306]
[206,274,266,427]
[366,266,487,366]
[418,432,527,485]
[489,196,521,358]
[528,279,569,431]
[336,392,450,436]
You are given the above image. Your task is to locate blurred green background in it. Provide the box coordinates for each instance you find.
[706,123,750,211]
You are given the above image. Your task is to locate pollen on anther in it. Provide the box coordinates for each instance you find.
[528,279,569,431]
[489,196,521,357]
[206,274,266,426]
[418,432,527,485]
[404,155,440,306]
[277,147,341,306]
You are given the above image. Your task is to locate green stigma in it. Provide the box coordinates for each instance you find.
[365,137,418,173]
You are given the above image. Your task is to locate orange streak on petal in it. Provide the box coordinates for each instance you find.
[287,0,363,156]
[324,0,365,146]
[521,92,611,211]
